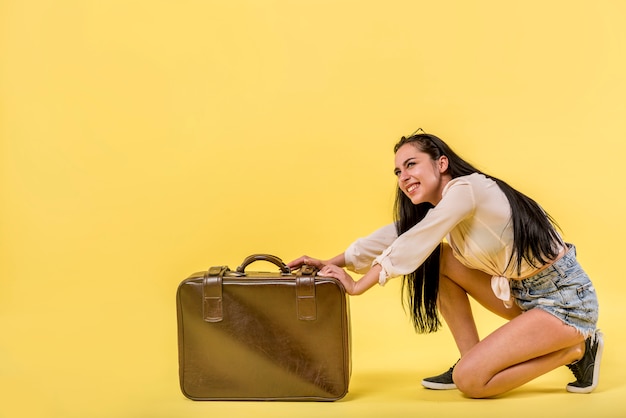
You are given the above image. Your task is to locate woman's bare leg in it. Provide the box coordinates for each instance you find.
[437,243,585,398]
[438,243,522,355]
[453,309,584,398]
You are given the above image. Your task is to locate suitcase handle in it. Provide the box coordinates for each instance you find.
[236,254,291,275]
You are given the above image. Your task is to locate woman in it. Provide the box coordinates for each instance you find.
[288,131,602,398]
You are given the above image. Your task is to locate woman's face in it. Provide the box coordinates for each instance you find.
[394,143,450,206]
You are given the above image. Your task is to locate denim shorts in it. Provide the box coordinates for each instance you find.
[510,244,599,339]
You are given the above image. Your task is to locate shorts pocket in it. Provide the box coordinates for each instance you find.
[525,277,559,298]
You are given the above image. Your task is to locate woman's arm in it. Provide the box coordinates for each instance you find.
[288,224,397,273]
[318,263,381,296]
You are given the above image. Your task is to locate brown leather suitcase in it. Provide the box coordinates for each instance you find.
[176,254,351,401]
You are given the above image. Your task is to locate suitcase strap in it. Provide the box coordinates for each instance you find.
[203,266,228,323]
[295,269,317,321]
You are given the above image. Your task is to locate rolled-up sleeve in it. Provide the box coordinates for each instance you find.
[373,179,476,285]
[344,223,397,274]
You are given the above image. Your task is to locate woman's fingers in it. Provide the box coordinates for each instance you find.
[286,257,304,269]
[303,256,325,268]
[317,264,331,276]
[318,265,356,294]
[287,255,324,269]
[318,264,344,278]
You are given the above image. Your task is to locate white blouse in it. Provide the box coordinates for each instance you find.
[344,173,563,307]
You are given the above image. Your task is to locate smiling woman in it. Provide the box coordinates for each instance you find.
[394,142,450,206]
[288,131,601,399]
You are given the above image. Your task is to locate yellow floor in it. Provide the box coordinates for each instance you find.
[2,279,624,418]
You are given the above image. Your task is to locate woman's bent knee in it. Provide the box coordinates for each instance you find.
[452,362,491,399]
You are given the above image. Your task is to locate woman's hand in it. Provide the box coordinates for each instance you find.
[288,253,347,270]
[317,264,357,295]
[287,255,326,270]
[318,263,382,296]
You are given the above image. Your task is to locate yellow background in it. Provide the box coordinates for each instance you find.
[2,1,625,417]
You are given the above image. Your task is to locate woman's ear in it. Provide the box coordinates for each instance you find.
[438,155,449,173]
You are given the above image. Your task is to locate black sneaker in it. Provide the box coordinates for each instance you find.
[566,330,604,393]
[421,360,458,390]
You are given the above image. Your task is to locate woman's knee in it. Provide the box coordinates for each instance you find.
[452,361,491,399]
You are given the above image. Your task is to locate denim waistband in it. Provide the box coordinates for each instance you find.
[514,243,577,288]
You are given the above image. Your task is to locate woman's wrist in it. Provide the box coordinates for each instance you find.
[325,253,346,268]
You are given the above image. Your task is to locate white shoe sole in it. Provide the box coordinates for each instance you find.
[421,380,457,390]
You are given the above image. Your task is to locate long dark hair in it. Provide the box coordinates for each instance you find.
[394,132,562,333]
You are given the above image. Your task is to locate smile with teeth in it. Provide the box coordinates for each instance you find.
[407,184,419,194]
